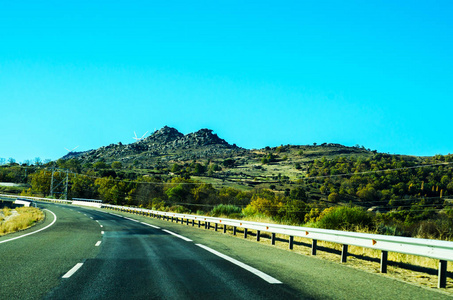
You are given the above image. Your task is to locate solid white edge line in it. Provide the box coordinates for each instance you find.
[196,244,282,284]
[0,209,57,244]
[162,229,192,242]
[95,241,102,246]
[62,263,84,278]
[140,222,160,229]
[124,217,139,222]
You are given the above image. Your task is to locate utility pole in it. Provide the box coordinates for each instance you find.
[64,171,69,200]
[50,168,55,198]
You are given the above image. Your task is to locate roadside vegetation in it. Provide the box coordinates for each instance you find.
[0,207,45,236]
[1,148,453,241]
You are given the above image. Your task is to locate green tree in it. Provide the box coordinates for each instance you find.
[111,161,123,169]
[290,187,307,201]
[70,172,97,199]
[223,159,235,168]
[93,161,108,170]
[328,192,340,202]
[30,170,52,196]
[171,164,181,173]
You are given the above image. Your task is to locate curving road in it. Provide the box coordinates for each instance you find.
[0,202,449,299]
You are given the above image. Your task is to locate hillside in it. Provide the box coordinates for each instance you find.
[2,126,453,240]
[63,126,245,167]
[61,126,377,191]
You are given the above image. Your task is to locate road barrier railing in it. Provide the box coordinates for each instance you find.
[0,194,72,204]
[102,203,453,289]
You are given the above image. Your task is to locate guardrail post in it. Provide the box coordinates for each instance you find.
[244,228,248,239]
[215,223,218,231]
[271,233,276,245]
[256,230,261,242]
[186,219,189,225]
[289,236,294,250]
[380,251,388,273]
[438,260,447,288]
[311,240,317,255]
[223,225,227,233]
[205,222,209,229]
[198,220,201,228]
[341,245,348,263]
[233,226,237,235]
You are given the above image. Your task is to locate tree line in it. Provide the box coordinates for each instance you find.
[1,153,452,240]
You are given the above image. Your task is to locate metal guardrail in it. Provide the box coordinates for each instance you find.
[72,198,103,203]
[102,203,453,289]
[0,194,72,204]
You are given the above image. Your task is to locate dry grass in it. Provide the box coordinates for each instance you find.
[2,207,12,218]
[213,221,453,292]
[0,207,44,236]
[240,215,280,224]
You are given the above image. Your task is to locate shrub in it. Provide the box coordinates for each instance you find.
[304,207,321,223]
[242,205,258,217]
[211,204,242,217]
[275,199,307,225]
[315,206,373,231]
[243,196,279,218]
[169,205,189,213]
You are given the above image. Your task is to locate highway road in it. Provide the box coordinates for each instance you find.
[0,202,450,299]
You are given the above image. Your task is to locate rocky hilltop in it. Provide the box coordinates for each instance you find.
[62,126,244,166]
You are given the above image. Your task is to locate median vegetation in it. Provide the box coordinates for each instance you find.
[0,207,44,236]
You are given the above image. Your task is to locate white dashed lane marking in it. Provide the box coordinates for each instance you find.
[62,263,84,278]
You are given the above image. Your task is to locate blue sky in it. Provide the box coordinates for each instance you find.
[1,1,453,163]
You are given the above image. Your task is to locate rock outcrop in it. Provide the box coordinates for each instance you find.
[61,126,242,164]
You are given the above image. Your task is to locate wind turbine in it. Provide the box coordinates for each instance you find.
[133,131,148,142]
[65,146,79,153]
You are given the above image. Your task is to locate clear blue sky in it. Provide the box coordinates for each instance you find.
[1,1,452,164]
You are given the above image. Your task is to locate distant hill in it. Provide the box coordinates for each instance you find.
[62,126,245,167]
[61,126,377,190]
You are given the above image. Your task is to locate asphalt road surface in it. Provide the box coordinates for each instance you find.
[0,202,449,299]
